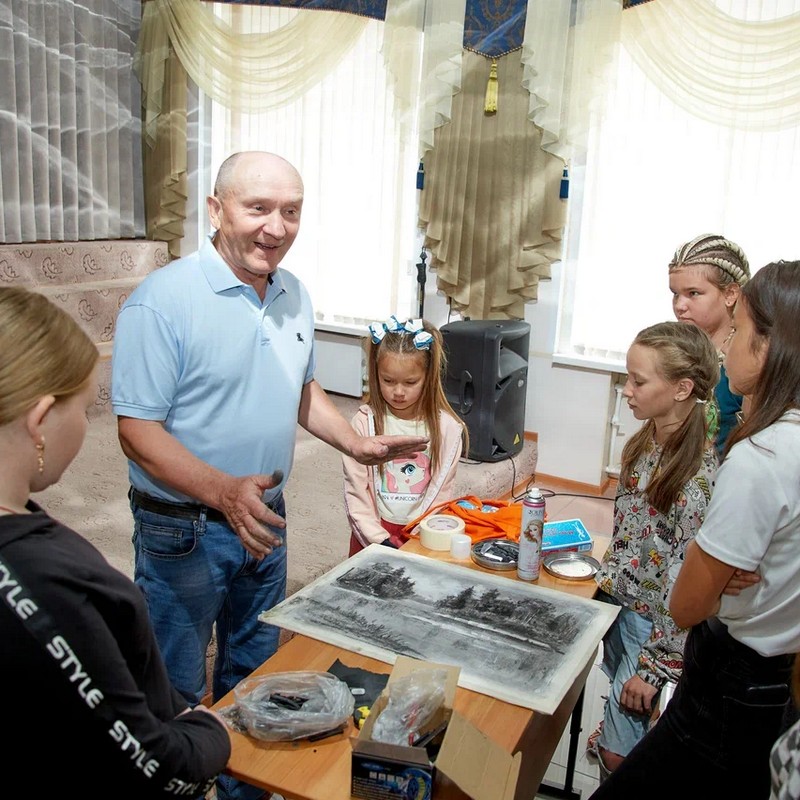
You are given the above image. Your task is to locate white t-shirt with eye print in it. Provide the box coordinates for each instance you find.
[376,413,431,524]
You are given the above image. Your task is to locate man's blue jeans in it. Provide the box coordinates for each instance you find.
[131,493,287,800]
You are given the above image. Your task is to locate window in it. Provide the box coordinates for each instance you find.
[203,5,421,327]
[557,4,800,367]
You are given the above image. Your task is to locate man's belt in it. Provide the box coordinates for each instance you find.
[130,489,228,523]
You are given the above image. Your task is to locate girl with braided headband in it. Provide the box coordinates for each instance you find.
[668,233,751,456]
[592,261,800,800]
[343,317,468,555]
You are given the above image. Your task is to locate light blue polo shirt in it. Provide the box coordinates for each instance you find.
[111,235,316,504]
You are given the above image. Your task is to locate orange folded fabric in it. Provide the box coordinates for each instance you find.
[402,495,524,543]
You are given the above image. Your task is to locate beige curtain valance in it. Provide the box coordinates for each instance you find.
[622,0,800,131]
[136,0,369,148]
[420,50,566,320]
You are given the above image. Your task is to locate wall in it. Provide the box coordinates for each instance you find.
[314,324,367,396]
[521,263,639,489]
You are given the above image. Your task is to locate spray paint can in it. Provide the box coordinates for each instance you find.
[517,487,545,581]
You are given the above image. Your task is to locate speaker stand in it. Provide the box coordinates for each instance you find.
[416,247,427,318]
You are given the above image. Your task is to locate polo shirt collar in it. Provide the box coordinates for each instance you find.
[199,234,287,296]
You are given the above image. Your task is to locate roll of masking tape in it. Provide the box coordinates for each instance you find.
[419,514,466,551]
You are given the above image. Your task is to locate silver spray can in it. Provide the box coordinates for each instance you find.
[517,487,545,581]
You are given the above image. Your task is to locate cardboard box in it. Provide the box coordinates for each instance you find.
[542,518,593,554]
[351,656,520,800]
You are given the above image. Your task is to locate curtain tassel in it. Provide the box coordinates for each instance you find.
[484,59,498,113]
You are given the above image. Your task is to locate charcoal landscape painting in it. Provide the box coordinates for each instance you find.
[260,545,618,714]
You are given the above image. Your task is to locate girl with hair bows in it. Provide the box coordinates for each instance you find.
[587,321,720,780]
[343,317,468,555]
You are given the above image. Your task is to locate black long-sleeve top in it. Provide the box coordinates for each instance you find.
[0,503,231,798]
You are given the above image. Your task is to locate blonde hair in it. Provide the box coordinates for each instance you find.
[0,287,98,425]
[365,320,467,475]
[620,321,719,514]
[668,233,750,290]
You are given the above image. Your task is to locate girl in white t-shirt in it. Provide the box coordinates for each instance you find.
[591,260,800,800]
[343,316,468,555]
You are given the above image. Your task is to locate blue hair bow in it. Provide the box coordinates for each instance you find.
[368,317,433,350]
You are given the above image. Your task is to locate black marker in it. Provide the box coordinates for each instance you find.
[307,722,348,742]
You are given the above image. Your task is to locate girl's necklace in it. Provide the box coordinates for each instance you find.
[716,328,735,365]
[720,326,735,350]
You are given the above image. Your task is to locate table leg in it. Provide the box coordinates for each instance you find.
[537,686,585,800]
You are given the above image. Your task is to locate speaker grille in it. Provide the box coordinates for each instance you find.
[441,320,531,462]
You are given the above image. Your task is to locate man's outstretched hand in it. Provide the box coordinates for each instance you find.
[349,434,430,466]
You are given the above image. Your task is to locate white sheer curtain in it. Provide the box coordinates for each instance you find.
[169,0,628,323]
[0,0,144,242]
[137,0,369,148]
[521,0,622,160]
[558,0,800,364]
[382,0,465,161]
[206,4,421,325]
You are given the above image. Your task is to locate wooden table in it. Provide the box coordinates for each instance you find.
[212,534,610,800]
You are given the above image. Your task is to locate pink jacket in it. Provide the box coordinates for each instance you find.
[342,404,464,549]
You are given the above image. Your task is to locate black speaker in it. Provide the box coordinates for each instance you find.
[441,320,531,463]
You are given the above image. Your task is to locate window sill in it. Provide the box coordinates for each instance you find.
[314,321,369,337]
[552,352,626,375]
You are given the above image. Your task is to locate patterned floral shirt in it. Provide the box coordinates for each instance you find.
[596,439,718,687]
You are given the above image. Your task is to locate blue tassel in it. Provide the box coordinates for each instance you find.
[559,166,569,199]
[416,161,425,190]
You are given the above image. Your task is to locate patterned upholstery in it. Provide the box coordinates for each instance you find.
[0,240,168,416]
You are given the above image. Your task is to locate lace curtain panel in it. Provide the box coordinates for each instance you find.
[521,0,622,159]
[419,49,566,320]
[0,0,144,243]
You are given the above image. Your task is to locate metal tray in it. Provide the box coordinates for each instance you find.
[470,538,519,571]
[542,551,600,581]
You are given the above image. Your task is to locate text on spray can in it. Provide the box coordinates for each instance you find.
[517,487,545,581]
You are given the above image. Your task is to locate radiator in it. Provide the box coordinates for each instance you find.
[313,325,366,397]
[606,380,641,477]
